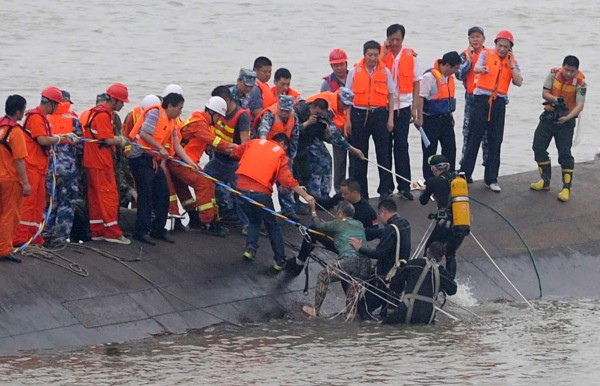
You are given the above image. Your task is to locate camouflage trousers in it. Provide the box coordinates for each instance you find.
[307,140,332,198]
[314,255,373,315]
[43,171,78,242]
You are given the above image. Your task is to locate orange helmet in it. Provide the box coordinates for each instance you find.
[106,82,130,103]
[41,86,63,103]
[494,30,514,46]
[329,48,348,64]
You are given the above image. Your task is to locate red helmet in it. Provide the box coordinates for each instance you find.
[329,48,348,64]
[106,82,130,103]
[41,86,63,103]
[494,30,514,46]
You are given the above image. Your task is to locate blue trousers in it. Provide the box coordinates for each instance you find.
[204,156,248,225]
[240,190,285,263]
[129,154,169,236]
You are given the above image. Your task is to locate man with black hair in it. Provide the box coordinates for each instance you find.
[271,68,301,103]
[349,198,411,318]
[385,241,457,324]
[251,56,275,109]
[417,51,462,180]
[530,55,586,202]
[419,154,465,280]
[0,95,30,262]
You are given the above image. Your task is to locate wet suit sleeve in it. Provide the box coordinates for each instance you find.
[358,226,395,260]
[438,266,458,296]
[389,264,409,294]
[419,176,441,205]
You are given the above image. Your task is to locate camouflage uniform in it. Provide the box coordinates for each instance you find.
[43,118,83,243]
[111,113,136,208]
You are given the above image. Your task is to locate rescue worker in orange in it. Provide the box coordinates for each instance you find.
[230,133,315,272]
[43,90,83,246]
[416,52,462,180]
[0,95,30,262]
[251,56,276,109]
[80,83,131,244]
[271,68,301,104]
[346,40,396,199]
[460,30,523,193]
[169,96,236,236]
[530,55,586,202]
[456,26,488,173]
[128,91,197,245]
[380,24,422,200]
[13,87,66,246]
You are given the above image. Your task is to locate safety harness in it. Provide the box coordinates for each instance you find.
[402,258,441,324]
[0,118,18,154]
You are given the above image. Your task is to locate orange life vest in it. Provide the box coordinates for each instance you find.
[214,107,249,143]
[123,106,143,137]
[80,104,112,139]
[22,106,52,158]
[423,60,456,115]
[253,105,296,139]
[474,49,513,95]
[462,47,486,95]
[236,138,286,188]
[0,116,21,154]
[305,90,347,130]
[381,47,416,93]
[177,111,213,163]
[129,105,176,156]
[257,81,277,109]
[270,86,301,104]
[352,58,389,108]
[47,102,75,136]
[548,67,586,112]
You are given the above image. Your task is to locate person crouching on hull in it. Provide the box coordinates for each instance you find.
[384,241,457,324]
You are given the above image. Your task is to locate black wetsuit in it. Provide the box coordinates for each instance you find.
[384,258,457,324]
[419,172,465,280]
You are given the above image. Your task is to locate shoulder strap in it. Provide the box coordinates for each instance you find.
[384,224,403,282]
[0,125,16,154]
[404,259,435,324]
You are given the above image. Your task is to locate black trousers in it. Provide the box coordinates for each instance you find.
[424,222,464,280]
[421,113,456,180]
[348,108,393,199]
[390,107,412,191]
[129,154,169,237]
[532,117,576,169]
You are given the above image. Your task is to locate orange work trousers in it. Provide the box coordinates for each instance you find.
[168,162,217,224]
[162,162,181,216]
[86,167,123,239]
[13,168,45,246]
[0,180,24,256]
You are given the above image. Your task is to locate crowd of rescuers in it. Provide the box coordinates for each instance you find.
[0,24,586,324]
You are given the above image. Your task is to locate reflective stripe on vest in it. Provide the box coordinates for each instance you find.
[352,58,389,108]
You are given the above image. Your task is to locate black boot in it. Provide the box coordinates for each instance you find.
[187,210,203,229]
[530,161,551,191]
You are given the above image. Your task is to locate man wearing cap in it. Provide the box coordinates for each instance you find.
[346,40,396,200]
[80,83,131,245]
[13,87,67,246]
[380,24,422,200]
[43,90,83,246]
[255,95,301,220]
[418,154,465,280]
[417,51,462,180]
[456,26,488,174]
[299,88,364,199]
[460,30,523,193]
[230,68,263,120]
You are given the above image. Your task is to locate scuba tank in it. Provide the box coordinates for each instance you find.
[450,172,471,236]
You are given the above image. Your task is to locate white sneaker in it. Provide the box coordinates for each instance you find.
[105,236,131,245]
[91,236,105,241]
[486,183,502,193]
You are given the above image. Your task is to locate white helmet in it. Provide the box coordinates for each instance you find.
[163,84,183,97]
[205,96,227,116]
[140,94,160,110]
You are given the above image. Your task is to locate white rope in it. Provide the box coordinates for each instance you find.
[410,220,436,260]
[471,232,536,311]
[363,157,413,185]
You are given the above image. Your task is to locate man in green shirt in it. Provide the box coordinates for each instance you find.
[302,201,372,318]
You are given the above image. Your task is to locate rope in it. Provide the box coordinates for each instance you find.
[363,157,413,186]
[470,232,536,311]
[470,197,543,298]
[19,244,89,277]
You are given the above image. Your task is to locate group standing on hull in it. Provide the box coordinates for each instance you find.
[0,23,587,325]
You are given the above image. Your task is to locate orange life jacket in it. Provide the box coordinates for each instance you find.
[253,105,296,139]
[0,116,21,154]
[214,107,249,144]
[22,106,52,157]
[352,58,389,108]
[305,90,347,130]
[474,49,513,95]
[462,47,486,94]
[381,47,416,93]
[270,86,301,104]
[47,103,75,136]
[257,81,277,109]
[129,104,176,156]
[80,104,112,139]
[423,60,456,115]
[236,138,286,188]
[548,67,586,112]
[177,111,213,163]
[123,106,143,137]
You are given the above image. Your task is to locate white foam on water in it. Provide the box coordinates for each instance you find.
[449,278,478,307]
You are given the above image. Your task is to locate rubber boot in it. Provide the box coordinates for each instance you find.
[530,161,551,191]
[557,169,573,202]
[446,255,457,281]
[187,210,203,229]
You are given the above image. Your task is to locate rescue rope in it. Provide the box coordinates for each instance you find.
[470,197,543,298]
[13,145,59,254]
[19,243,89,277]
[362,157,413,185]
[470,232,536,311]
